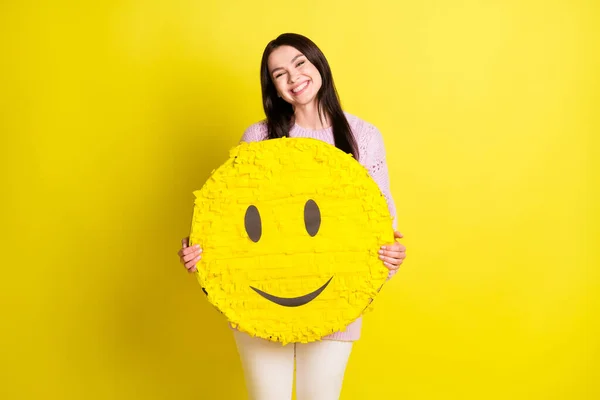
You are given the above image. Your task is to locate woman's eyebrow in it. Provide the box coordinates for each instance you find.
[271,54,305,75]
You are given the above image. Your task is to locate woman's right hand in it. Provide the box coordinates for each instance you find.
[178,237,202,273]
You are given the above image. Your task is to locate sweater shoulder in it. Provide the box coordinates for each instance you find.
[343,112,381,145]
[241,120,268,142]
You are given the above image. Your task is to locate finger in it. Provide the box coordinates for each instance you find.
[380,243,406,252]
[181,249,200,263]
[389,242,406,251]
[187,261,199,272]
[186,262,198,271]
[382,250,406,259]
[382,244,406,254]
[179,245,201,259]
[182,237,189,248]
[187,265,198,273]
[182,250,201,263]
[182,245,201,256]
[185,256,201,270]
[379,254,400,265]
[383,261,399,271]
[178,249,188,262]
[394,231,404,239]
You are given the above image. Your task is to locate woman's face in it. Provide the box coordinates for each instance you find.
[267,45,322,108]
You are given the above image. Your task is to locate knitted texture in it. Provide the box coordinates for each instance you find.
[240,113,398,342]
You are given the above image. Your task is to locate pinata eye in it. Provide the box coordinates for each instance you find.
[304,199,321,237]
[245,205,262,242]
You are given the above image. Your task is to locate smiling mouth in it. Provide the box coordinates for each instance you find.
[250,276,333,307]
[291,80,310,96]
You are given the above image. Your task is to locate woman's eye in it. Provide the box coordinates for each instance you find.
[275,72,285,79]
[296,61,305,67]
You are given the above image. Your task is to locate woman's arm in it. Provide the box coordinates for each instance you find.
[364,124,397,231]
[363,124,405,279]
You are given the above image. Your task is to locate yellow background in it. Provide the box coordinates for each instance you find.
[1,0,598,399]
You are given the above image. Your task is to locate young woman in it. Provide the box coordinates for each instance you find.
[178,33,406,400]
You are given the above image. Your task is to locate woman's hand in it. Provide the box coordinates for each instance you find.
[379,231,406,272]
[178,237,202,273]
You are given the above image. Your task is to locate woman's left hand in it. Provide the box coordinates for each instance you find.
[379,231,407,271]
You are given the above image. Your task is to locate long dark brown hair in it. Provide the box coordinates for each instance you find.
[260,33,359,160]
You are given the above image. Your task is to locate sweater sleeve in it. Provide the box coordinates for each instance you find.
[363,125,399,279]
[240,122,268,143]
[364,124,397,229]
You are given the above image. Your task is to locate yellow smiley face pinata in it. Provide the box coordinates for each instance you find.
[189,137,393,344]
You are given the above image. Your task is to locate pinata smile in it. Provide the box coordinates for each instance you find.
[250,276,333,307]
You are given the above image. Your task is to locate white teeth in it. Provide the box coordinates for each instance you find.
[293,82,308,93]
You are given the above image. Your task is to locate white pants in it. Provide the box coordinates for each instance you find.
[233,330,354,400]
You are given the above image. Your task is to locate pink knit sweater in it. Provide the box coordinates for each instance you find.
[239,112,397,342]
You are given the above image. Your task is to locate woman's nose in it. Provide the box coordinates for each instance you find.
[288,71,299,84]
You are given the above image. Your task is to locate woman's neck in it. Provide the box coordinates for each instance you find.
[293,102,331,130]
